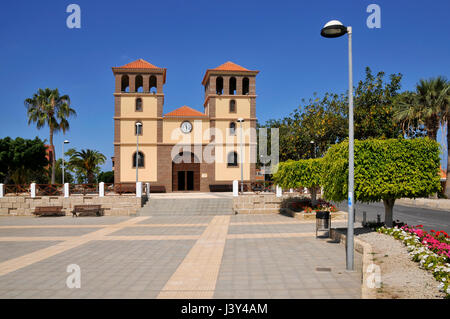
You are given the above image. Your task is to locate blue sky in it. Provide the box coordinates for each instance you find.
[0,0,449,171]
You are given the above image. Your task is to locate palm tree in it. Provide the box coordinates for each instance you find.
[66,149,106,184]
[394,77,450,196]
[24,88,76,184]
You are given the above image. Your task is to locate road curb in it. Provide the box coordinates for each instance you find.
[330,228,378,299]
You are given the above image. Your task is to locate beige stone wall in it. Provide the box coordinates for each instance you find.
[215,145,251,181]
[162,119,210,144]
[233,194,292,214]
[120,96,158,118]
[0,196,144,216]
[120,119,157,144]
[120,145,157,182]
[215,97,251,118]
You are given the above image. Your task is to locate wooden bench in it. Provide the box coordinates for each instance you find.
[33,206,65,217]
[209,184,233,192]
[149,185,166,193]
[72,205,102,217]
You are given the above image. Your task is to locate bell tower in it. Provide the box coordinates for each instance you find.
[112,59,166,184]
[202,61,259,183]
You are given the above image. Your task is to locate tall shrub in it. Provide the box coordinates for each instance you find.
[322,138,441,227]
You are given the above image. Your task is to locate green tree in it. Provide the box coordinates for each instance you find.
[0,137,49,184]
[53,158,74,184]
[273,158,323,205]
[353,67,403,139]
[66,149,106,184]
[322,138,441,227]
[98,171,114,183]
[24,88,76,184]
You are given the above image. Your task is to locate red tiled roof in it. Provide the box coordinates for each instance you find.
[117,59,159,69]
[202,61,258,85]
[164,106,207,117]
[212,61,249,71]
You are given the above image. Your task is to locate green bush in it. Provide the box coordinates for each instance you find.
[322,138,441,226]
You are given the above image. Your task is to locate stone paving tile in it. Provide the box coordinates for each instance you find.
[228,223,315,234]
[137,216,213,225]
[230,214,295,223]
[0,216,130,226]
[213,237,362,299]
[108,226,206,236]
[0,241,63,263]
[0,227,100,237]
[0,239,195,299]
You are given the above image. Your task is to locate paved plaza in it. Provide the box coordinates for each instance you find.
[0,213,362,299]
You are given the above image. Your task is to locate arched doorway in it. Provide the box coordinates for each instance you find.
[172,152,200,191]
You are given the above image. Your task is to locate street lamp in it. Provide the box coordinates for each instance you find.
[321,19,355,271]
[62,140,69,184]
[260,154,266,192]
[135,122,142,183]
[237,118,245,193]
[310,140,316,158]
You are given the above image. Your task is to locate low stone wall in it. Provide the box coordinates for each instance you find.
[0,195,146,216]
[396,198,450,211]
[233,193,299,214]
[283,208,347,221]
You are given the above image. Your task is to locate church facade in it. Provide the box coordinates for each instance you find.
[112,59,258,192]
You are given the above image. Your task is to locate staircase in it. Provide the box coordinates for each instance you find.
[138,197,234,216]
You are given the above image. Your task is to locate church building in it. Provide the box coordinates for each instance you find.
[112,59,258,192]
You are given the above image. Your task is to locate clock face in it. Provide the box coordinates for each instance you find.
[180,121,192,133]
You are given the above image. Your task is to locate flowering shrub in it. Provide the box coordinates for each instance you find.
[378,225,450,298]
[288,197,337,213]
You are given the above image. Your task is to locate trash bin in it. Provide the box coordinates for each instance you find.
[316,211,331,238]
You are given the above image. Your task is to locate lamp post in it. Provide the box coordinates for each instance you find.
[237,118,245,193]
[321,20,354,271]
[310,140,316,158]
[62,140,70,184]
[260,154,266,192]
[135,122,142,183]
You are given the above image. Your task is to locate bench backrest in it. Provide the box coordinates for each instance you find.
[73,205,101,209]
[35,206,63,211]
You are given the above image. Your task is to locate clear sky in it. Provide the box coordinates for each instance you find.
[0,0,449,171]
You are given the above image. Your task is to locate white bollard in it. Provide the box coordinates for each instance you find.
[31,183,36,198]
[233,180,239,197]
[64,183,69,198]
[99,182,104,197]
[276,185,282,197]
[289,188,293,193]
[136,182,142,198]
[146,183,150,198]
[0,183,3,197]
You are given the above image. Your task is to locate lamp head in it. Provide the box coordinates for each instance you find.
[64,140,70,144]
[237,118,244,123]
[321,20,347,38]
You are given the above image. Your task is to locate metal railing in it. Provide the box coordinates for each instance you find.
[69,184,99,196]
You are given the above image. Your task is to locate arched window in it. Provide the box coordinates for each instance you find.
[132,151,144,168]
[242,77,249,95]
[229,122,236,135]
[149,75,157,93]
[229,77,236,95]
[135,75,143,92]
[121,75,129,92]
[135,98,142,112]
[216,77,223,95]
[135,121,143,135]
[229,99,236,113]
[227,152,238,167]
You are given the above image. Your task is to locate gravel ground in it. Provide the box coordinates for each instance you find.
[355,229,446,299]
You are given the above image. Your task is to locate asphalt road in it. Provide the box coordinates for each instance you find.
[335,201,450,234]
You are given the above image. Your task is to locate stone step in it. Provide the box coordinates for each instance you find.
[138,197,234,216]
